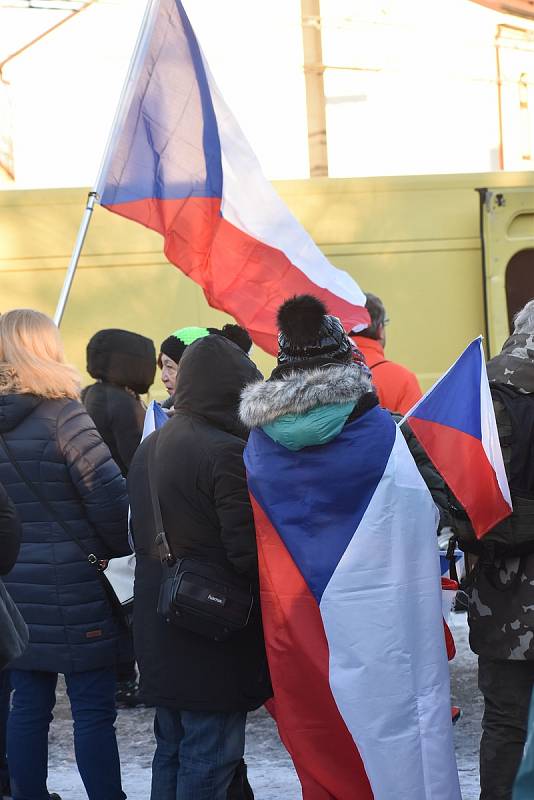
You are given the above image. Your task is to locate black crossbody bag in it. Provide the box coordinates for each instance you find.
[0,432,127,626]
[149,433,254,642]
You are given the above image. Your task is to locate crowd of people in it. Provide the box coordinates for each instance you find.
[0,292,533,799]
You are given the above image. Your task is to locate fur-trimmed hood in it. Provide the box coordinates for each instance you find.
[239,364,373,429]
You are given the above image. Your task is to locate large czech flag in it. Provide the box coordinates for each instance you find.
[95,0,369,354]
[245,406,461,799]
[403,337,512,538]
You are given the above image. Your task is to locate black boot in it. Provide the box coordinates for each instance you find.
[227,759,254,800]
[115,678,144,708]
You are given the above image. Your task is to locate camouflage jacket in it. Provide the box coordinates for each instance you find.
[468,337,534,661]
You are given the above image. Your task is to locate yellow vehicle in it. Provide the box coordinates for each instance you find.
[0,170,533,393]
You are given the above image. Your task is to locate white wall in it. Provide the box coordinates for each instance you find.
[321,0,534,176]
[1,0,533,187]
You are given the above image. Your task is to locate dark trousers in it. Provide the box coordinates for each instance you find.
[479,657,534,800]
[7,668,126,800]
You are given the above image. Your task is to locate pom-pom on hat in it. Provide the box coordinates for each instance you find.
[276,295,353,369]
[207,324,253,354]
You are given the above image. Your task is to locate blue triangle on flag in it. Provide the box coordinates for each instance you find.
[411,339,482,439]
[245,407,396,604]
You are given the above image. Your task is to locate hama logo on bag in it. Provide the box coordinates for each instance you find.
[207,594,226,606]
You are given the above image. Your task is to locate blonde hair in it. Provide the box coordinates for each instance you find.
[0,309,81,399]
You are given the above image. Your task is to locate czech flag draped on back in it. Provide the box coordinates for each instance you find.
[245,407,461,799]
[403,337,512,538]
[95,0,369,354]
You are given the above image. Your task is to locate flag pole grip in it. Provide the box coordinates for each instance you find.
[53,191,97,327]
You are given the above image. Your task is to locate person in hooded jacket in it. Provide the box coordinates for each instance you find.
[128,334,271,800]
[82,328,156,708]
[0,309,130,800]
[238,295,458,799]
[82,328,156,476]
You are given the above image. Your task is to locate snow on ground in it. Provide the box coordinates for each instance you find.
[46,612,481,799]
[450,611,484,800]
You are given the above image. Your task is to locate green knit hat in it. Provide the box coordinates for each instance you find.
[159,326,210,365]
[172,326,210,345]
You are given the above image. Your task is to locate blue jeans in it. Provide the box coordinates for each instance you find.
[7,668,126,800]
[151,706,247,800]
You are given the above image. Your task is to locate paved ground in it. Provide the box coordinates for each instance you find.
[46,612,481,799]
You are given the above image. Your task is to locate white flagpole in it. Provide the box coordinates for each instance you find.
[54,191,97,326]
[54,0,160,327]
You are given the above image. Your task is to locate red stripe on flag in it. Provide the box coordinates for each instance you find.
[251,495,373,800]
[409,417,511,538]
[103,198,369,355]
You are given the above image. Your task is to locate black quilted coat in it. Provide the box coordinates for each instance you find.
[0,393,129,673]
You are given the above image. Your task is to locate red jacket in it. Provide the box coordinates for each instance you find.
[352,335,422,415]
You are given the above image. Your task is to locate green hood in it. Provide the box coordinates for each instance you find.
[262,401,355,451]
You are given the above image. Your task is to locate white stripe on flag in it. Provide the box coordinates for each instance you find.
[320,428,461,799]
[141,400,160,441]
[478,340,512,508]
[201,55,366,308]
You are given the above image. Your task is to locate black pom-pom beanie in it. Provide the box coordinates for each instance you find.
[276,294,353,370]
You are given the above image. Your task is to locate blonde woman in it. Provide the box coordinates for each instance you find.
[0,310,129,800]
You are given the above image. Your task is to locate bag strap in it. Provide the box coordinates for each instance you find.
[0,432,126,621]
[446,535,460,584]
[147,432,175,566]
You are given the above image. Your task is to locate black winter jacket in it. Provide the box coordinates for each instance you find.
[128,336,272,712]
[0,481,21,575]
[0,394,129,673]
[82,383,145,476]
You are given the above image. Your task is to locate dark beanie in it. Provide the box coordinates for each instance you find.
[276,295,353,370]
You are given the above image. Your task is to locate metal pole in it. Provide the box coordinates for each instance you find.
[301,0,328,177]
[54,0,157,328]
[53,191,97,327]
